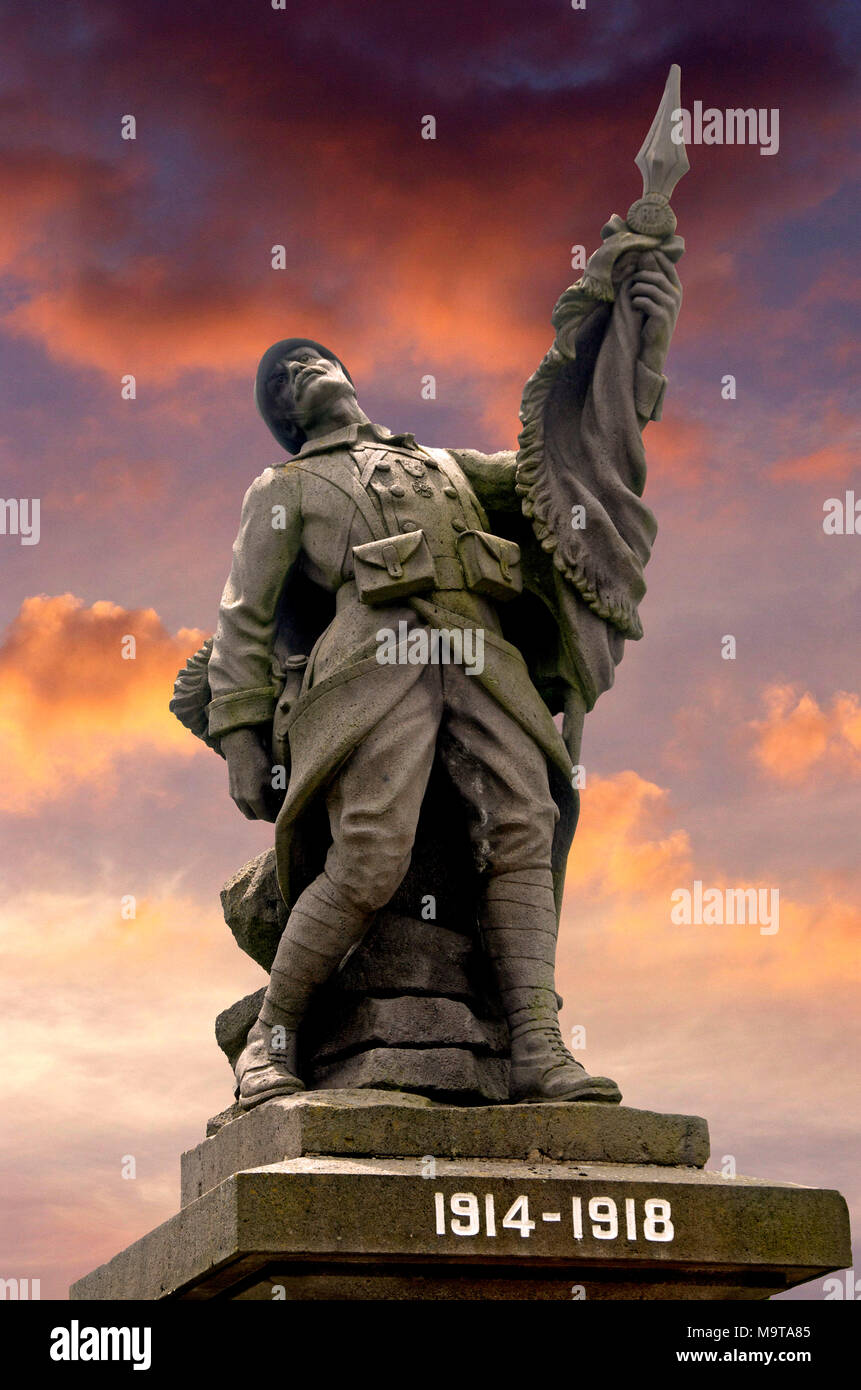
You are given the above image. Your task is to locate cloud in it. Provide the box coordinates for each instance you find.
[663,679,749,771]
[557,771,858,1227]
[749,685,861,783]
[1,768,856,1294]
[0,880,264,1296]
[0,0,857,390]
[0,147,137,276]
[641,410,714,486]
[567,771,693,898]
[42,455,169,516]
[562,771,860,993]
[770,441,857,483]
[0,594,208,813]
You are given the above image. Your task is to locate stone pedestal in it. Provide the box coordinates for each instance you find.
[70,1091,850,1301]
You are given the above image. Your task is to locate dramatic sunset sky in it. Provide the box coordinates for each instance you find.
[1,0,858,1299]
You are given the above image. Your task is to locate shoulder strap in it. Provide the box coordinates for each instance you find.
[298,459,385,544]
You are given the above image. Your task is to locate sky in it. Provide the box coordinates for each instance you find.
[0,0,858,1301]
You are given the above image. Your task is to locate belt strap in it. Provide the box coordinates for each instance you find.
[432,555,465,589]
[298,460,385,544]
[299,458,387,583]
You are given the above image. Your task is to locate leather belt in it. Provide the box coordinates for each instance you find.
[431,555,465,590]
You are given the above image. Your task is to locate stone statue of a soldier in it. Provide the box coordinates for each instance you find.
[203,250,682,1102]
[171,72,686,1114]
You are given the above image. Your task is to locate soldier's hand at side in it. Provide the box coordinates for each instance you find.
[626,250,682,376]
[221,727,279,822]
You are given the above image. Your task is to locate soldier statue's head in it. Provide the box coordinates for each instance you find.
[255,338,359,456]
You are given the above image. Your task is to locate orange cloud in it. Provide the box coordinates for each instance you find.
[641,410,713,486]
[0,594,208,812]
[567,771,693,898]
[561,771,860,995]
[42,455,168,517]
[2,773,857,1294]
[0,880,264,1295]
[3,271,323,380]
[663,679,748,771]
[770,442,856,482]
[0,174,556,386]
[749,685,861,782]
[0,149,136,275]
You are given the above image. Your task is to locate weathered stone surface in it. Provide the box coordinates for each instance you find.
[184,1089,711,1205]
[214,872,506,1104]
[306,995,508,1062]
[232,1273,778,1295]
[311,1048,509,1103]
[229,1271,764,1300]
[220,850,286,971]
[215,986,509,1101]
[215,988,267,1069]
[215,847,581,1110]
[207,1102,243,1136]
[334,916,476,997]
[72,1153,852,1302]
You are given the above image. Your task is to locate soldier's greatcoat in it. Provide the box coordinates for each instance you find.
[204,269,669,914]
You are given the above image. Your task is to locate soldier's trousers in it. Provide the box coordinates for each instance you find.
[261,660,565,1036]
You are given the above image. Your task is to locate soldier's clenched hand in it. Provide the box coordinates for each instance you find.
[221,727,279,822]
[626,249,682,376]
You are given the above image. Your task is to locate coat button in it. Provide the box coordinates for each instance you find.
[443,485,457,498]
[390,484,406,497]
[451,518,467,532]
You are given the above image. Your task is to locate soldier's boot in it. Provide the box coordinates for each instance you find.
[482,870,622,1105]
[233,1017,303,1109]
[236,874,375,1111]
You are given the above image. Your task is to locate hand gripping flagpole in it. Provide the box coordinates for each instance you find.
[551,65,689,312]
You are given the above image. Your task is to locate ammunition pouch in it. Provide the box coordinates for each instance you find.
[352,526,522,606]
[352,529,436,605]
[456,529,522,601]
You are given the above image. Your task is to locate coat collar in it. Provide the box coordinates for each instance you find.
[293,421,418,459]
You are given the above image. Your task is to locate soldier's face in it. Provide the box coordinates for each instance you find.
[272,349,355,427]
